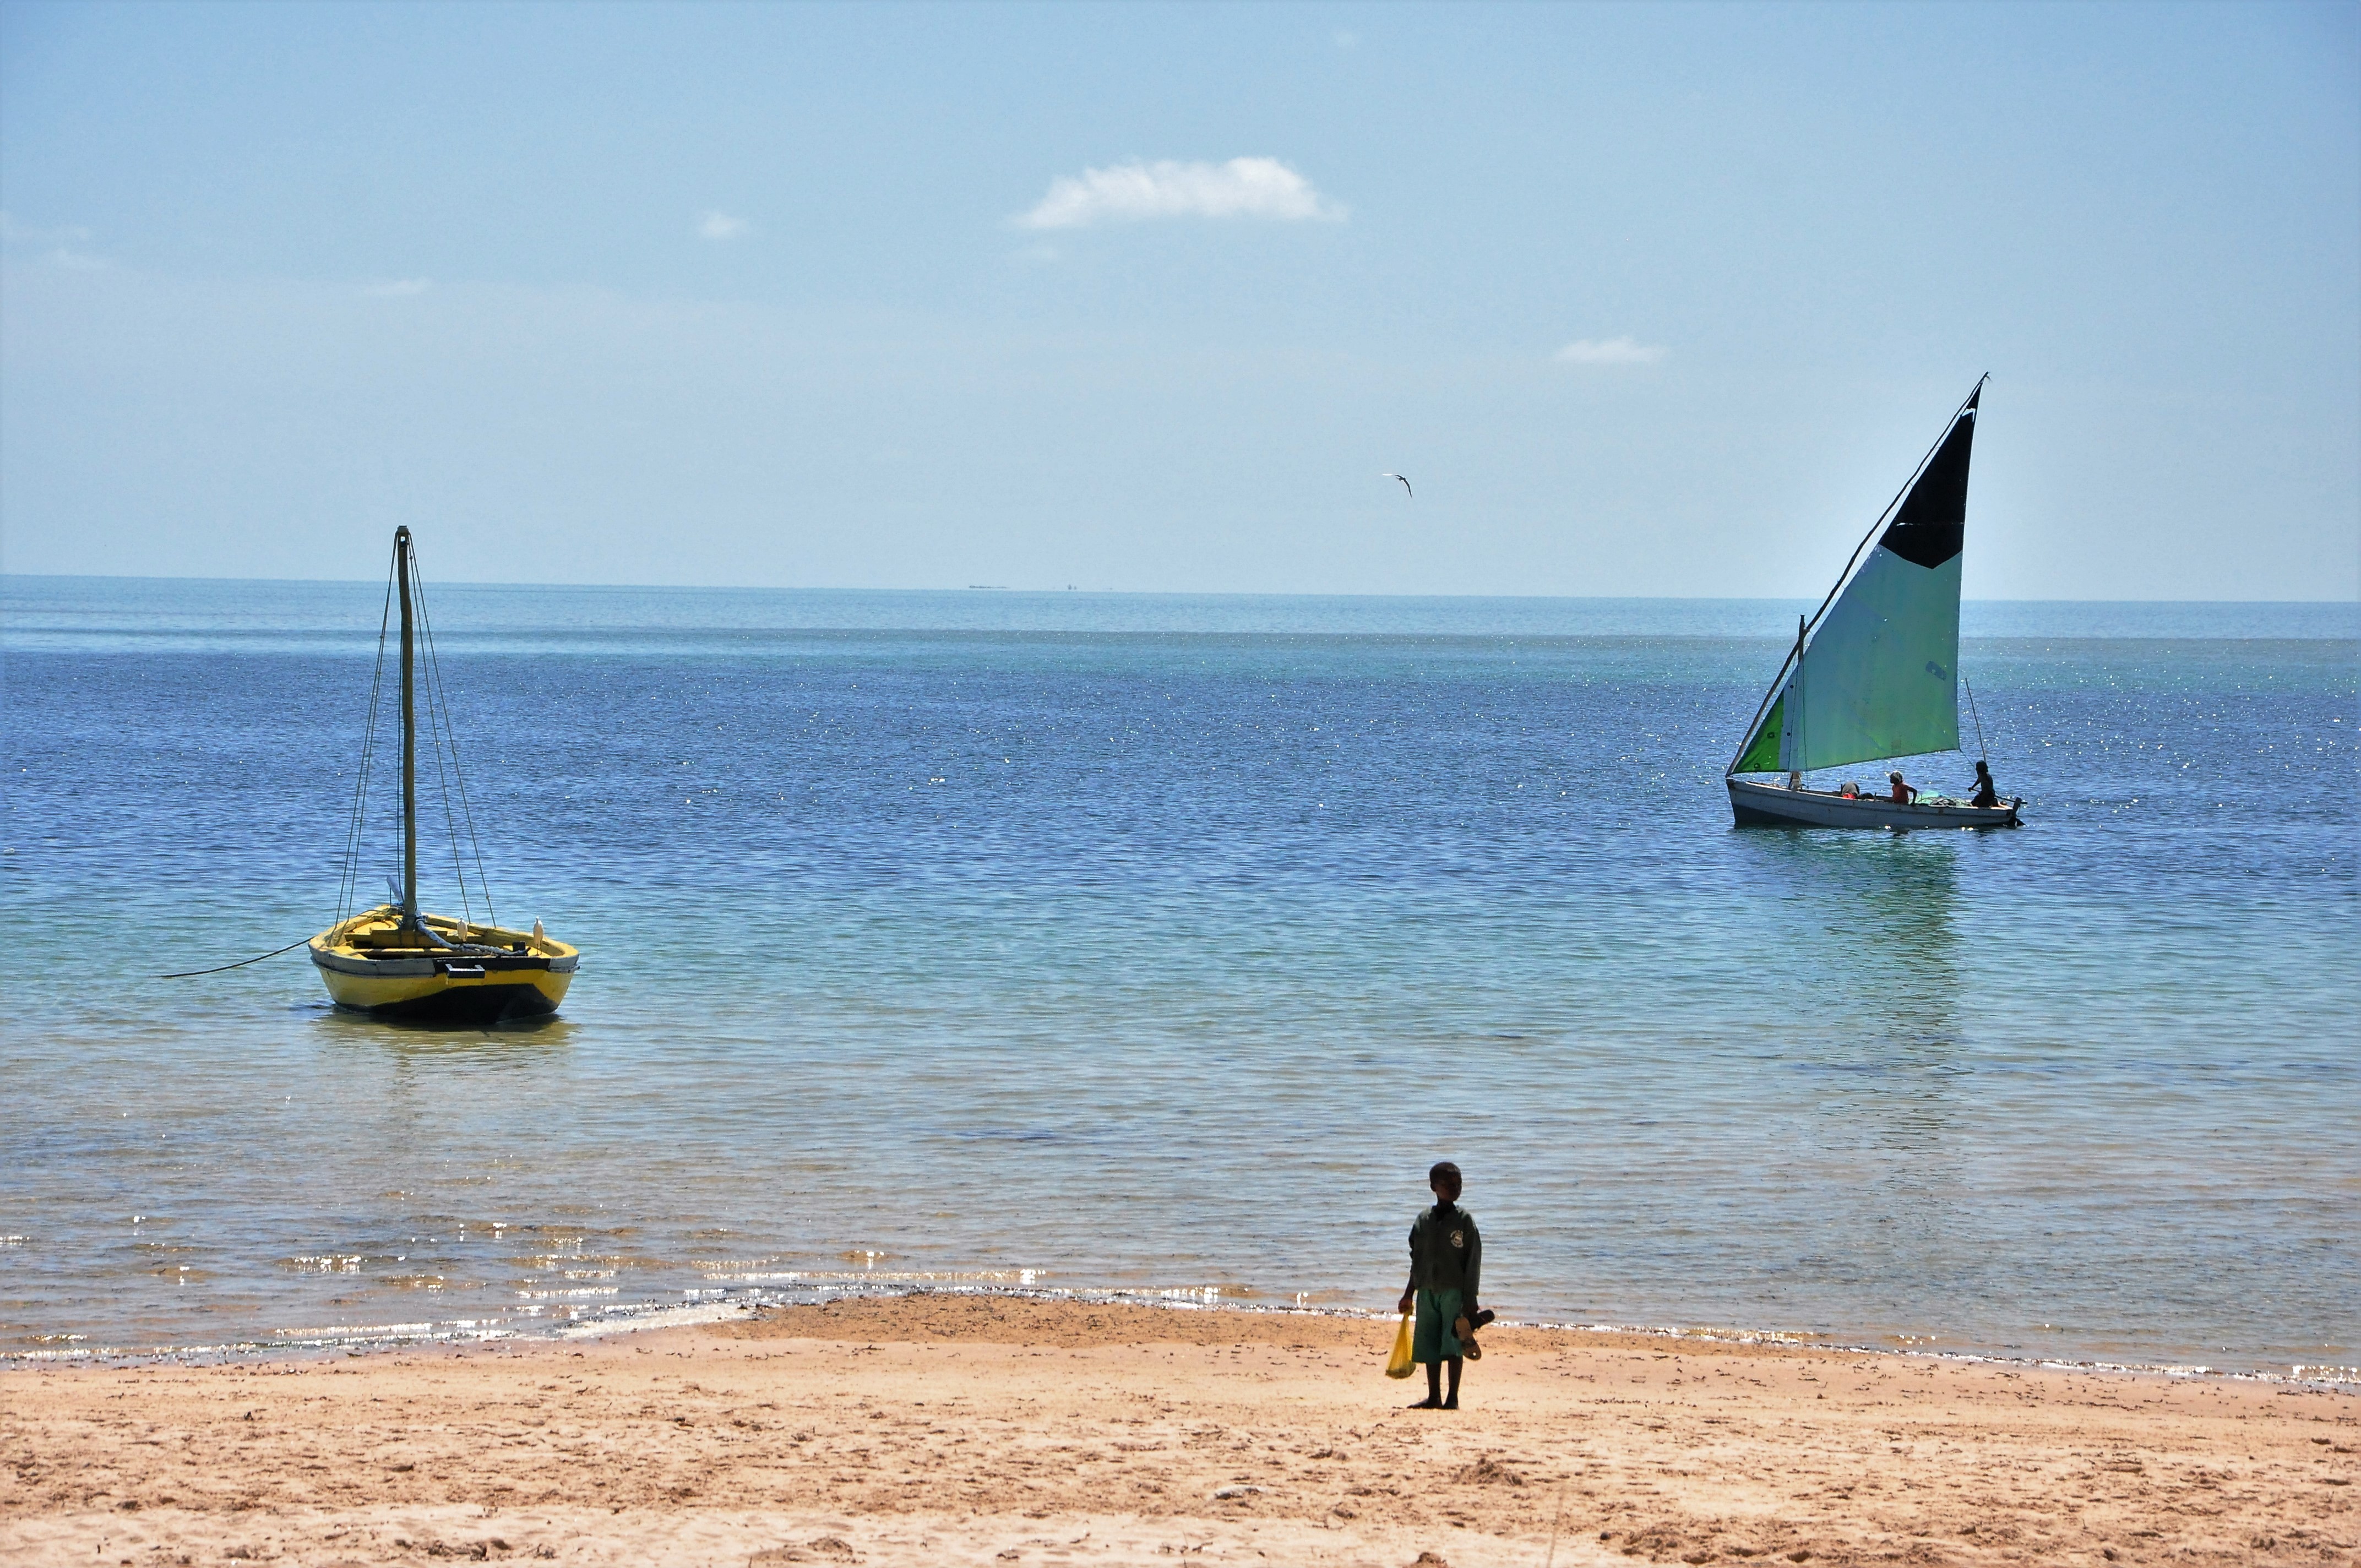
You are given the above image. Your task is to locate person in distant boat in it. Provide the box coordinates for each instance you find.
[1397,1161,1489,1410]
[1887,771,1916,804]
[1970,760,2000,809]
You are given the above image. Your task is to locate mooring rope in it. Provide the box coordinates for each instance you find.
[160,936,315,979]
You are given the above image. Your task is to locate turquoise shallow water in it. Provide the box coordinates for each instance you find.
[2,578,2355,1373]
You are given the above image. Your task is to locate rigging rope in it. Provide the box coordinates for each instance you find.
[1962,672,1990,764]
[175,536,507,987]
[335,567,397,927]
[410,541,497,928]
[313,532,502,948]
[418,587,474,926]
[160,937,314,980]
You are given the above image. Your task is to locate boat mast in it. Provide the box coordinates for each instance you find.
[1788,612,1804,777]
[395,526,419,932]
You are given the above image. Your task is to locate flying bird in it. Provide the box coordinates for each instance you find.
[1383,472,1412,498]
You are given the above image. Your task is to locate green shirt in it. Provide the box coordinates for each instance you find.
[1408,1203,1481,1303]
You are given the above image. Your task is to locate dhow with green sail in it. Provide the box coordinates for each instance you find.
[1727,379,2021,829]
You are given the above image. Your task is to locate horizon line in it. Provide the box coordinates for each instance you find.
[2,570,2354,608]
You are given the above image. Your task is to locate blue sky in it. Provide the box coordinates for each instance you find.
[2,2,2354,598]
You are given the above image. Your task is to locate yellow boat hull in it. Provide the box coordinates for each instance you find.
[311,907,579,1021]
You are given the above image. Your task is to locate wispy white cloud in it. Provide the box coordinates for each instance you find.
[0,212,93,247]
[364,277,431,297]
[0,211,108,269]
[1016,157,1345,230]
[1555,336,1667,366]
[698,210,748,241]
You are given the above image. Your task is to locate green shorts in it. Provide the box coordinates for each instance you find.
[1412,1288,1464,1363]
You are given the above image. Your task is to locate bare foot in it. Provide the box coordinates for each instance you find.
[1408,1397,1441,1409]
[1441,1397,1459,1410]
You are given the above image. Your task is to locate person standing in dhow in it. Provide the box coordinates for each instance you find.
[1397,1161,1487,1410]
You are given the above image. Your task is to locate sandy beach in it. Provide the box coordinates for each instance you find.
[3,1295,2352,1567]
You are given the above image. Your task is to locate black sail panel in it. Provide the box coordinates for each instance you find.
[1879,387,1977,569]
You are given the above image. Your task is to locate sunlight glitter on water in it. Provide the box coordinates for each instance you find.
[2,581,2354,1375]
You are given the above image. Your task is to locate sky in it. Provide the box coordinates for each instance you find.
[2,1,2355,599]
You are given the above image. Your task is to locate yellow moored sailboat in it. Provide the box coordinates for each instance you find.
[309,526,579,1020]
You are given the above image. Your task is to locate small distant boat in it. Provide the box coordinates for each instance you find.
[309,527,579,1019]
[1726,380,2022,830]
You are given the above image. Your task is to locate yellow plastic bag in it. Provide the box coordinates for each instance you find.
[1384,1312,1416,1379]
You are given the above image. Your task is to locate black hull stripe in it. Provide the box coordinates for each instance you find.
[334,985,561,1023]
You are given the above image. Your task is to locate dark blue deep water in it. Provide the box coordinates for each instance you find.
[3,578,2354,1375]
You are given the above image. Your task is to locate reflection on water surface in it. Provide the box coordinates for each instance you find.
[2,585,2353,1374]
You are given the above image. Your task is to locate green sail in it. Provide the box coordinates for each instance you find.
[1777,547,1961,771]
[1733,693,1785,774]
[1735,393,1976,775]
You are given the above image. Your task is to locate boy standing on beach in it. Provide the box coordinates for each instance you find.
[1397,1160,1484,1410]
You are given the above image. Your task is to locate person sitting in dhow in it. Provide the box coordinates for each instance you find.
[1887,770,1916,804]
[1970,760,2000,809]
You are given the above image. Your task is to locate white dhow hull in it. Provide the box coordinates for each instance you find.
[1727,776,2020,829]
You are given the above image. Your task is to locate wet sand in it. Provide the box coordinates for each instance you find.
[3,1295,2353,1566]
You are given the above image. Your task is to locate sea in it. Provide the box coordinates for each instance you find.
[3,576,2355,1380]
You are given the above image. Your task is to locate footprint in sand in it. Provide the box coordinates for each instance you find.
[749,1537,856,1565]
